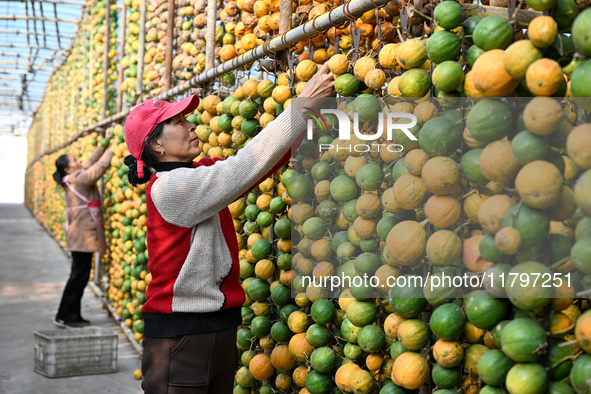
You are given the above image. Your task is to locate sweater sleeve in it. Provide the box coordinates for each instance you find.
[73,148,115,187]
[82,146,104,169]
[239,131,305,198]
[151,105,307,228]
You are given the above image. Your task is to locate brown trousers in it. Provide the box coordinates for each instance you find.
[141,326,238,394]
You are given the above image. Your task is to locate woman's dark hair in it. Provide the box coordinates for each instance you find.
[53,154,70,187]
[125,120,168,186]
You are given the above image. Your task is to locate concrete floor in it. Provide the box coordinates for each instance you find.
[0,204,143,394]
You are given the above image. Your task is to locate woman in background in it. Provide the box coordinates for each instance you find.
[52,143,114,328]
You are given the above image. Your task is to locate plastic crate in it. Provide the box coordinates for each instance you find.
[34,327,118,378]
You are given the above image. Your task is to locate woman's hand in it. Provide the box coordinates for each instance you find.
[293,62,336,113]
[298,62,336,99]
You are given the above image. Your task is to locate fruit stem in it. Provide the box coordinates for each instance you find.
[550,351,583,369]
[549,256,571,269]
[557,339,578,348]
[454,220,473,233]
[408,7,432,22]
[396,28,405,43]
[576,287,591,298]
[462,189,477,199]
[510,200,523,227]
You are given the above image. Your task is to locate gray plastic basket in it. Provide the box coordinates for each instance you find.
[34,327,118,378]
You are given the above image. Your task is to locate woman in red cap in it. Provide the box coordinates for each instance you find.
[124,63,334,393]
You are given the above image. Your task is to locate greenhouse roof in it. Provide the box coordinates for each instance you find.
[0,0,85,136]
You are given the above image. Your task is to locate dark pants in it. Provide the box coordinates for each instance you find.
[141,326,238,394]
[56,251,93,322]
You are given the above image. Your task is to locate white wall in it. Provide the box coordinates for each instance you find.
[0,136,28,203]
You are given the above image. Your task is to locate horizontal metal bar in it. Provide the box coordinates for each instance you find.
[0,61,60,70]
[0,65,55,72]
[0,92,46,98]
[0,78,48,84]
[0,52,57,61]
[0,15,79,24]
[0,60,42,66]
[0,43,64,51]
[0,0,85,6]
[0,29,74,39]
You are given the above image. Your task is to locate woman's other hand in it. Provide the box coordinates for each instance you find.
[298,62,336,99]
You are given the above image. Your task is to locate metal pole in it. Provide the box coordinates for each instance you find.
[61,72,67,146]
[135,0,147,103]
[102,0,111,119]
[94,177,103,286]
[70,83,76,131]
[205,0,217,71]
[116,0,126,112]
[88,2,93,118]
[41,105,47,156]
[81,10,88,126]
[37,0,393,155]
[276,0,292,71]
[163,0,175,91]
[279,0,291,34]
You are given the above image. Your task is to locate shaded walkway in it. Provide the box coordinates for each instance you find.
[0,204,142,394]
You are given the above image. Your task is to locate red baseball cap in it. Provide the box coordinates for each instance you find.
[124,95,200,177]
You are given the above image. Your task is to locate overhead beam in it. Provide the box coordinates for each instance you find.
[0,29,74,39]
[0,68,54,74]
[30,0,40,48]
[0,43,65,51]
[0,77,47,83]
[0,60,59,66]
[0,15,79,24]
[53,3,60,47]
[0,107,25,111]
[0,97,36,104]
[0,0,85,6]
[0,88,46,94]
[0,86,44,91]
[0,52,58,60]
[24,0,31,47]
[0,61,33,66]
[39,0,48,48]
[0,63,57,71]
